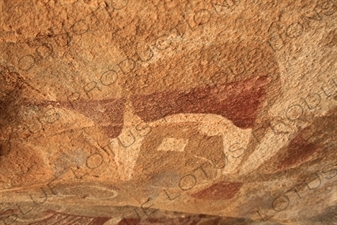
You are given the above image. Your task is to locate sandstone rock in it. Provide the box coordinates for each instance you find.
[0,0,337,224]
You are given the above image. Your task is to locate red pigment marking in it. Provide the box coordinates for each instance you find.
[36,98,125,138]
[0,209,17,217]
[278,127,318,169]
[119,218,140,225]
[22,75,267,138]
[100,124,123,138]
[28,211,111,225]
[132,76,269,129]
[191,181,243,200]
[91,217,112,225]
[69,99,125,138]
[118,216,203,225]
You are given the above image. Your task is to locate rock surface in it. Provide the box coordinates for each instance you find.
[0,0,337,224]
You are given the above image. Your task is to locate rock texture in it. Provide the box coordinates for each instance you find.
[0,0,337,224]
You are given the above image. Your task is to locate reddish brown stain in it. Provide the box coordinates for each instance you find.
[278,127,319,169]
[118,216,203,225]
[0,140,11,156]
[90,217,112,225]
[132,76,269,129]
[118,216,252,225]
[191,181,243,200]
[69,99,125,138]
[0,209,17,217]
[99,124,123,138]
[34,98,126,138]
[119,218,140,225]
[15,74,268,140]
[28,211,111,225]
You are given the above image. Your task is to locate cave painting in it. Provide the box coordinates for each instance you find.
[28,211,111,225]
[1,40,282,183]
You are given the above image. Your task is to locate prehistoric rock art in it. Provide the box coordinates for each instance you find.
[0,0,337,224]
[28,211,111,225]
